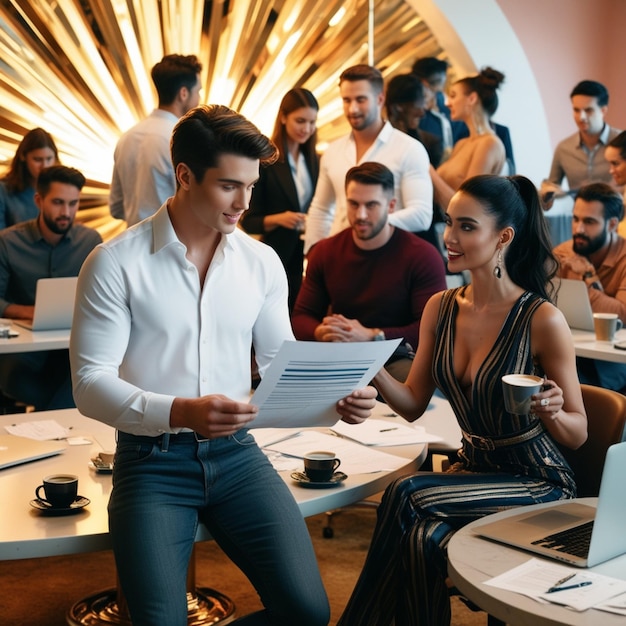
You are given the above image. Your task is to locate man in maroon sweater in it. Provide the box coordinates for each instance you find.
[292,162,446,382]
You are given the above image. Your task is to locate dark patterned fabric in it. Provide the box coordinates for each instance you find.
[339,288,576,626]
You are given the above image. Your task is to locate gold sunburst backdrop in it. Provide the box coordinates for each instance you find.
[0,0,442,234]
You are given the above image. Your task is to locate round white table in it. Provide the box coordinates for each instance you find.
[0,408,427,624]
[447,498,626,626]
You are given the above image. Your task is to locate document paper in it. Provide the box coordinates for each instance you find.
[250,339,400,428]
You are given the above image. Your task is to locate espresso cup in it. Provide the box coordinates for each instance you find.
[303,451,341,482]
[593,313,623,343]
[98,450,115,465]
[501,374,543,415]
[35,474,78,508]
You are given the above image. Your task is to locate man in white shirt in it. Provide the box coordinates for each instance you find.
[304,64,433,253]
[109,54,202,226]
[71,104,375,625]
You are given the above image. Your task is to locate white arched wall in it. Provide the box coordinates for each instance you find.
[406,0,552,185]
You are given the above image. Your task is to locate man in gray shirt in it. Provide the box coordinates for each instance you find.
[541,80,620,208]
[0,165,101,409]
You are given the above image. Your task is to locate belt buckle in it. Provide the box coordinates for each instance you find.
[193,432,211,443]
[467,433,495,451]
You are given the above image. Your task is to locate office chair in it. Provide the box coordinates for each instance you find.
[560,383,626,496]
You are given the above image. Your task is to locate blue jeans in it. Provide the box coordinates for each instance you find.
[110,430,329,626]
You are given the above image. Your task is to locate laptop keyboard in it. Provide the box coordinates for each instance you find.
[530,520,594,558]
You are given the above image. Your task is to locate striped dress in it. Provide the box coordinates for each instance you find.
[338,288,576,626]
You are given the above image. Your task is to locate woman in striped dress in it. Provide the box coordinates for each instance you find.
[338,174,588,626]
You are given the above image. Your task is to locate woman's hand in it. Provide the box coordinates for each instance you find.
[530,378,564,421]
[265,211,305,232]
[336,386,377,424]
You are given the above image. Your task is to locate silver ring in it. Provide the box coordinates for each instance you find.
[540,398,550,407]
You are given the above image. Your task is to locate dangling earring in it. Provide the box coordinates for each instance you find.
[494,249,503,279]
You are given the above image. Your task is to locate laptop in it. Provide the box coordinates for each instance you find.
[475,441,626,567]
[0,434,65,470]
[553,278,595,331]
[14,276,78,331]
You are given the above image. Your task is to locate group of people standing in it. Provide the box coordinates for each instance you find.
[3,51,624,626]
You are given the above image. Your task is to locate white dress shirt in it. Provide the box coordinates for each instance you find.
[109,109,179,226]
[70,204,293,436]
[304,121,433,253]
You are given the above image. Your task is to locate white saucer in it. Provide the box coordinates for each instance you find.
[290,471,347,488]
[30,495,90,515]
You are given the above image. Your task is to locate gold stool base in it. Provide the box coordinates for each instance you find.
[67,587,236,625]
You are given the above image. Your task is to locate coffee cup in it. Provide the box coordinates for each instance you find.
[593,313,623,343]
[501,374,543,415]
[35,474,78,508]
[98,450,115,465]
[303,451,341,482]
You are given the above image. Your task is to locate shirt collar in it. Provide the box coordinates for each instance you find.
[577,123,611,148]
[151,202,233,257]
[600,233,623,270]
[27,217,75,245]
[151,108,179,124]
[349,120,392,145]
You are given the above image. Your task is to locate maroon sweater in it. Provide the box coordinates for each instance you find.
[292,227,447,348]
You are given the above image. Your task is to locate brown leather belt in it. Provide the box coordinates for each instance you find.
[461,422,545,451]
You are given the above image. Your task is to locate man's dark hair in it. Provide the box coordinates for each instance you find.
[339,65,384,94]
[411,57,448,81]
[576,183,624,221]
[36,165,85,196]
[345,162,394,194]
[151,54,203,106]
[171,105,278,184]
[570,80,609,107]
[385,74,425,108]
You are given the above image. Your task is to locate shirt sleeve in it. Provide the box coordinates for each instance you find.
[0,237,10,314]
[0,186,8,230]
[548,144,565,186]
[70,246,175,435]
[379,242,446,346]
[303,153,336,254]
[108,150,125,220]
[387,140,433,233]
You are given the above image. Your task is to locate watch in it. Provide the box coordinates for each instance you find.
[582,270,596,280]
[372,329,386,341]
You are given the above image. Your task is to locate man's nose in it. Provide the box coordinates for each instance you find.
[356,206,368,219]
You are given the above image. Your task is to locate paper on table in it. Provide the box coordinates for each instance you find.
[484,557,626,611]
[250,339,401,428]
[4,419,70,441]
[597,591,626,616]
[331,418,443,446]
[265,430,409,474]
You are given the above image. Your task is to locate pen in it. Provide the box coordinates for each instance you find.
[379,427,398,432]
[546,573,575,592]
[546,581,592,593]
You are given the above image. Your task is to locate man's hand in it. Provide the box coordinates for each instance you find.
[336,386,377,424]
[3,303,35,319]
[313,314,376,342]
[558,253,593,277]
[170,395,258,439]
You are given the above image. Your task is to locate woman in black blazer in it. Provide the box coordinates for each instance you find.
[242,88,319,311]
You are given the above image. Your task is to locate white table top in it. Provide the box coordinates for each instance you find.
[371,395,462,453]
[448,499,626,626]
[570,328,626,364]
[0,320,69,354]
[0,409,426,561]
